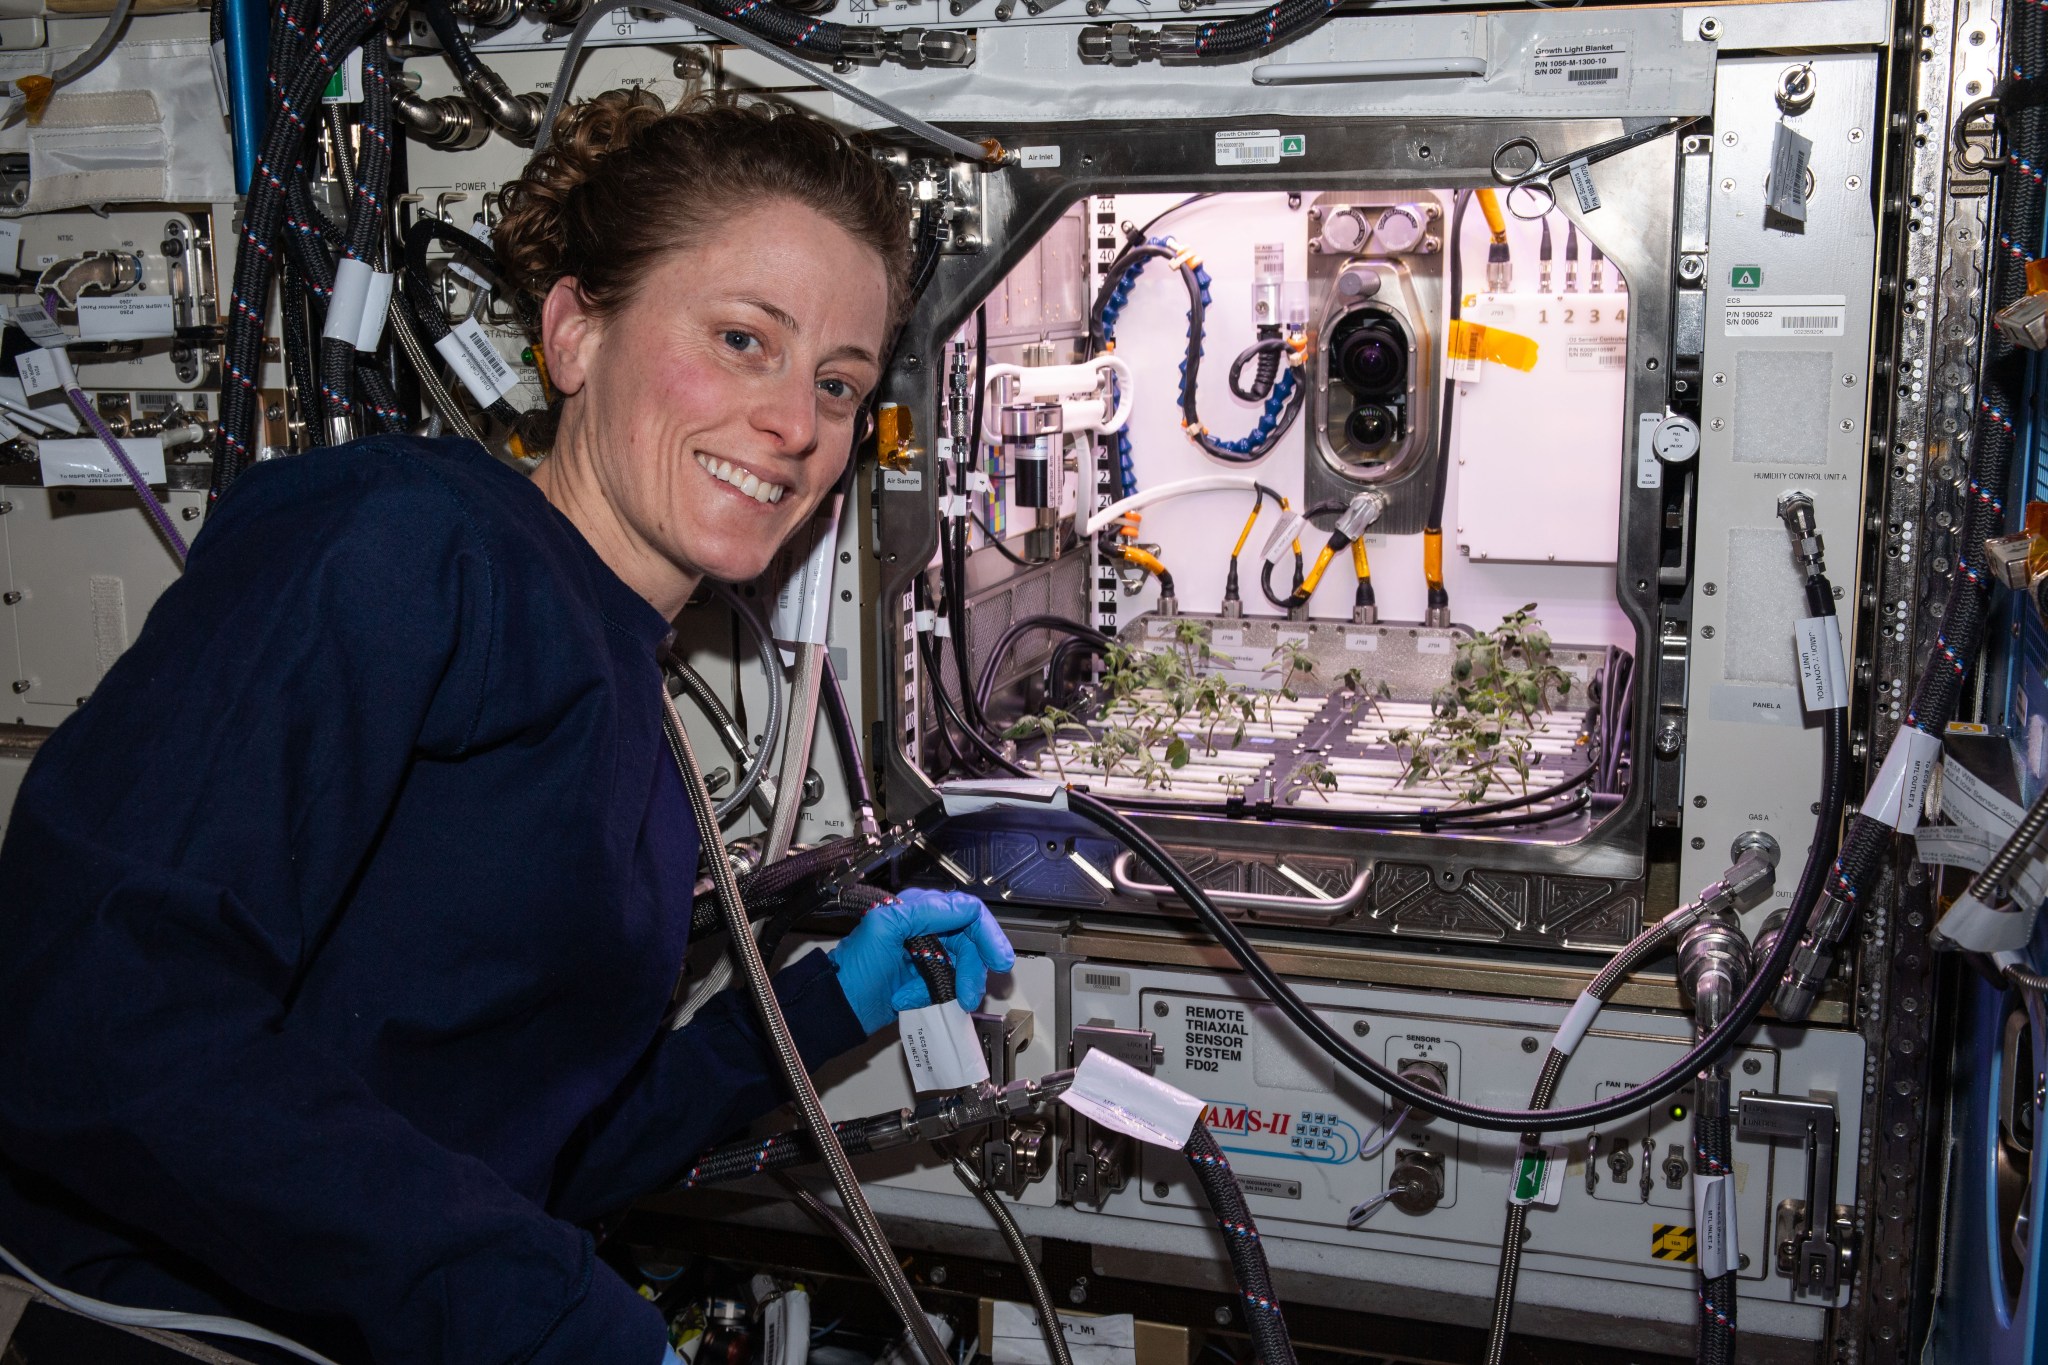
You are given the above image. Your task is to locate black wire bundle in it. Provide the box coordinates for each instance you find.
[401,216,522,427]
[1692,1067,1737,1365]
[214,0,404,493]
[670,1108,893,1190]
[1782,2,2044,1002]
[1184,0,1337,58]
[1183,1122,1296,1365]
[314,31,401,434]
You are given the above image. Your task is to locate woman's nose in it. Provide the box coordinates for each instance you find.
[752,371,817,455]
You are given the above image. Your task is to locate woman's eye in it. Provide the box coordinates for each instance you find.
[722,330,761,354]
[817,378,856,401]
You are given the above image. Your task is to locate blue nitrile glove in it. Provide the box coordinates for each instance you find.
[827,887,1016,1035]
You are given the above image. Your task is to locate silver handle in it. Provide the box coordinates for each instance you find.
[1109,849,1373,920]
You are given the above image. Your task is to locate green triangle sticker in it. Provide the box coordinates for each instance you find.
[1730,265,1763,289]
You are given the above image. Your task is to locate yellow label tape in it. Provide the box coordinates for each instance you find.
[1447,318,1539,372]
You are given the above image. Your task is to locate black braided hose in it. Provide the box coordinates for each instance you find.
[1184,1122,1296,1365]
[1779,5,2043,1010]
[215,0,403,492]
[1693,1067,1737,1365]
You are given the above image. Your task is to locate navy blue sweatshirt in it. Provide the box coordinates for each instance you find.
[0,436,865,1363]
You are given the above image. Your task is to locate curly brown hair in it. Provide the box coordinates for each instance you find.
[493,89,913,345]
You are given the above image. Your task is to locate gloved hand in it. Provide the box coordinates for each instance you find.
[827,888,1015,1036]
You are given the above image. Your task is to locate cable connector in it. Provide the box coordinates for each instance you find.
[1777,490,1826,581]
[1333,489,1389,545]
[1076,22,1200,65]
[1773,889,1855,1022]
[840,27,976,67]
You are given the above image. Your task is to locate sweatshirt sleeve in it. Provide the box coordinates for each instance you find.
[549,948,868,1224]
[0,449,665,1365]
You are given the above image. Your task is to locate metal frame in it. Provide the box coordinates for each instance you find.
[872,115,1678,953]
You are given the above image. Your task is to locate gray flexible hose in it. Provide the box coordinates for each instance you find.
[775,1173,891,1286]
[1482,910,1690,1365]
[949,1153,1072,1365]
[531,0,989,164]
[673,662,772,822]
[707,580,786,819]
[658,687,950,1365]
[390,298,484,443]
[50,0,134,87]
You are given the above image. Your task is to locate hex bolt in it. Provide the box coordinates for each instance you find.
[1352,1019,1371,1037]
[1154,1181,1170,1198]
[929,1265,948,1285]
[1154,999,1170,1017]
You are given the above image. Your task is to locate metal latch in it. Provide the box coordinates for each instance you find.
[1735,1091,1857,1296]
[1062,1023,1162,1206]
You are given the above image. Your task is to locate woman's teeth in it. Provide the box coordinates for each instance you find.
[695,453,786,505]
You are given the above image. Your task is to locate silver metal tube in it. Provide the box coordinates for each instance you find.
[659,691,950,1365]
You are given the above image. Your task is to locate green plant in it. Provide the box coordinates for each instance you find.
[1395,605,1573,803]
[1293,756,1338,803]
[1002,706,1091,781]
[1262,639,1317,726]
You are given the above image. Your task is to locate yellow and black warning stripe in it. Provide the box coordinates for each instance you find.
[1651,1224,1698,1262]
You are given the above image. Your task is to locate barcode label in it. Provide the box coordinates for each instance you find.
[1530,37,1631,93]
[1723,297,1846,337]
[1216,131,1282,166]
[432,316,520,405]
[135,391,178,413]
[1212,129,1300,166]
[1079,969,1130,994]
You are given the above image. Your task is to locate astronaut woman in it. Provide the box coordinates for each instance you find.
[0,91,1011,1364]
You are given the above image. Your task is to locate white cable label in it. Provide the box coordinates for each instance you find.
[913,609,938,633]
[1795,615,1848,711]
[322,257,393,352]
[1860,727,1943,832]
[1508,1142,1566,1207]
[939,493,968,517]
[39,435,166,488]
[1262,511,1308,565]
[1694,1172,1737,1278]
[15,347,72,396]
[898,1000,989,1094]
[965,470,992,492]
[1552,989,1602,1056]
[9,306,67,350]
[354,268,394,352]
[77,295,176,342]
[1060,1048,1203,1150]
[0,220,21,276]
[432,317,519,406]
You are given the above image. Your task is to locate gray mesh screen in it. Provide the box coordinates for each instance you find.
[1733,349,1832,466]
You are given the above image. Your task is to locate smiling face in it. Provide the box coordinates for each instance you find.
[534,197,892,617]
